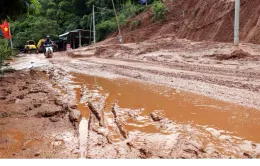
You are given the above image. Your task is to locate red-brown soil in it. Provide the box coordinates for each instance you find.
[0,70,79,158]
[103,0,260,45]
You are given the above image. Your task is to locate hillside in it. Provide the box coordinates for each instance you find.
[104,0,260,44]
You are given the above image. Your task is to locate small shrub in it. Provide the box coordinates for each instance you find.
[0,39,14,59]
[130,19,141,31]
[151,0,168,23]
[0,39,15,76]
[96,2,147,41]
[96,19,117,41]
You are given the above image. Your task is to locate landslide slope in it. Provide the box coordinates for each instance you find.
[104,0,260,44]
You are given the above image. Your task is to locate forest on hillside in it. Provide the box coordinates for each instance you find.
[1,0,159,48]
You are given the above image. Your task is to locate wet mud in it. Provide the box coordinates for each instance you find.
[71,73,260,142]
[2,53,260,158]
[0,70,79,158]
[50,70,260,158]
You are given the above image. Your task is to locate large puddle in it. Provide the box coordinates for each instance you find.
[70,73,260,143]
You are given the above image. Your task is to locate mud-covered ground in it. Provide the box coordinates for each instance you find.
[58,37,260,109]
[1,38,260,158]
[0,70,79,158]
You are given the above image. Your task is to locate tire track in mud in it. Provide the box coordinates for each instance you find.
[81,58,260,92]
[56,58,260,109]
[111,58,260,79]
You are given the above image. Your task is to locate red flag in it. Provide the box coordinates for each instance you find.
[0,21,12,39]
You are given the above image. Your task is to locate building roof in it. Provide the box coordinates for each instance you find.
[59,29,90,40]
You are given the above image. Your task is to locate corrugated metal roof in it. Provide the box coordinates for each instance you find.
[59,29,89,38]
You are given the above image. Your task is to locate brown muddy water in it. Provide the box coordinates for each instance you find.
[70,73,260,144]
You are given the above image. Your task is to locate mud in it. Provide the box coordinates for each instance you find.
[0,70,79,158]
[42,35,260,158]
[2,47,260,158]
[48,70,260,158]
[53,38,260,110]
[205,49,259,61]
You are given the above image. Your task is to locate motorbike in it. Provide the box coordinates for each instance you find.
[44,44,53,58]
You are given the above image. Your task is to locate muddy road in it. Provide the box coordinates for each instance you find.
[1,38,260,158]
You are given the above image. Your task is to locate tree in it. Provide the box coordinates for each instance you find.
[0,0,41,21]
[11,16,59,47]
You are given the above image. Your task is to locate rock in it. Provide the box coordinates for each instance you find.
[34,152,41,157]
[243,152,252,159]
[126,142,134,148]
[51,140,64,147]
[54,99,63,106]
[36,109,66,118]
[139,148,152,158]
[252,143,257,149]
[150,112,163,121]
[133,72,141,78]
[49,117,60,122]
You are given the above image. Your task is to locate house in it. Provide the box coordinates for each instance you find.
[59,29,91,50]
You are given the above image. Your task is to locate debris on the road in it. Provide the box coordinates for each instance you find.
[205,49,254,60]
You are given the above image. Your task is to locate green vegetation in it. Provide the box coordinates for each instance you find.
[11,16,59,47]
[151,0,168,23]
[130,19,142,31]
[0,39,16,76]
[96,1,147,40]
[0,0,41,20]
[3,0,167,48]
[0,39,14,60]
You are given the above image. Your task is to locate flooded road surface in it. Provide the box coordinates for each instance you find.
[2,61,259,158]
[70,73,260,143]
[61,72,260,158]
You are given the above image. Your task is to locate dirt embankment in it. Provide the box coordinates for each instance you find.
[0,70,80,158]
[104,0,260,44]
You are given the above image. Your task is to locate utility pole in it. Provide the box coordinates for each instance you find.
[234,0,240,46]
[111,0,123,43]
[0,51,3,77]
[93,5,96,44]
[8,23,13,49]
[79,30,82,47]
[89,15,92,45]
